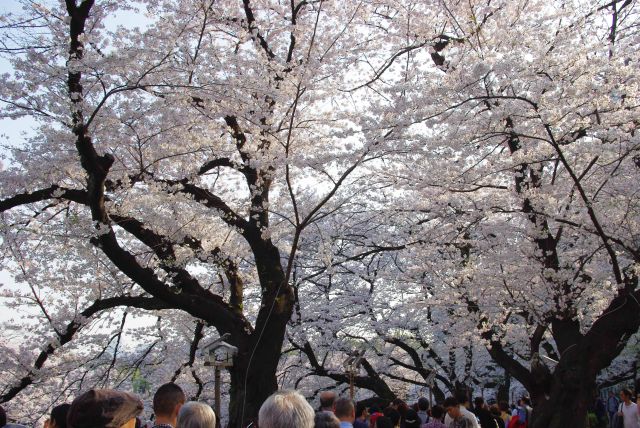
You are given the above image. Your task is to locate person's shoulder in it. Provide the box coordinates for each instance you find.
[462,417,475,428]
[461,407,475,417]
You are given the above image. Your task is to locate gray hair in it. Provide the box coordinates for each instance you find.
[176,402,216,428]
[258,390,314,428]
[314,411,341,428]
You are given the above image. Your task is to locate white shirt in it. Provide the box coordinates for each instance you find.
[444,406,480,428]
[621,402,640,428]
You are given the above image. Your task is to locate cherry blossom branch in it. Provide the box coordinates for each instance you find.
[0,295,170,403]
[242,0,276,60]
[288,338,396,400]
[171,321,205,389]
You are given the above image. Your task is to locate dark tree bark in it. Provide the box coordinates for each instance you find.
[530,291,640,428]
[290,339,397,402]
[496,372,511,404]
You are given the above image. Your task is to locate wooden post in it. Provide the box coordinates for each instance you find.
[430,387,433,410]
[349,371,355,400]
[214,365,221,420]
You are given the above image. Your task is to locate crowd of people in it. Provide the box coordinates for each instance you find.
[261,388,639,428]
[303,390,527,428]
[0,384,638,428]
[0,383,202,428]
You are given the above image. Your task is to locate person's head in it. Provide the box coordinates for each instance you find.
[403,409,420,428]
[430,405,445,421]
[474,397,485,409]
[319,391,337,412]
[454,389,469,406]
[355,403,369,420]
[489,404,501,417]
[499,401,509,413]
[49,404,71,428]
[0,405,6,427]
[67,389,143,428]
[334,398,355,422]
[176,402,216,428]
[417,397,429,411]
[314,411,340,428]
[521,397,531,407]
[258,390,314,428]
[443,397,461,420]
[391,399,407,413]
[375,416,393,428]
[620,389,633,403]
[383,407,400,427]
[153,383,186,424]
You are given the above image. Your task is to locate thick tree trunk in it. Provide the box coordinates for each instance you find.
[227,353,279,428]
[530,349,596,428]
[226,313,291,428]
[226,241,294,428]
[496,372,511,404]
[432,385,446,404]
[527,292,639,428]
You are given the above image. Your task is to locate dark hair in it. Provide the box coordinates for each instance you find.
[334,398,355,419]
[153,383,186,416]
[383,407,400,426]
[403,409,421,428]
[521,397,531,406]
[621,389,633,399]
[375,416,393,428]
[395,399,408,417]
[499,401,509,412]
[0,404,6,427]
[443,397,459,408]
[474,397,485,408]
[431,405,445,419]
[454,389,468,404]
[489,404,501,417]
[391,399,406,408]
[417,397,429,411]
[314,411,340,428]
[50,404,71,428]
[356,403,368,418]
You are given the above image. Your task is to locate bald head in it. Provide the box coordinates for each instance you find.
[319,391,337,412]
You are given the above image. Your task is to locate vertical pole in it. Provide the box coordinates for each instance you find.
[214,365,221,421]
[349,372,354,400]
[430,387,433,410]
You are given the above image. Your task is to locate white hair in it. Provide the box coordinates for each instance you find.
[176,402,216,428]
[258,390,314,428]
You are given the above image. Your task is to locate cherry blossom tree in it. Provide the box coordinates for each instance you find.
[0,0,426,424]
[1,1,638,427]
[357,1,640,426]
